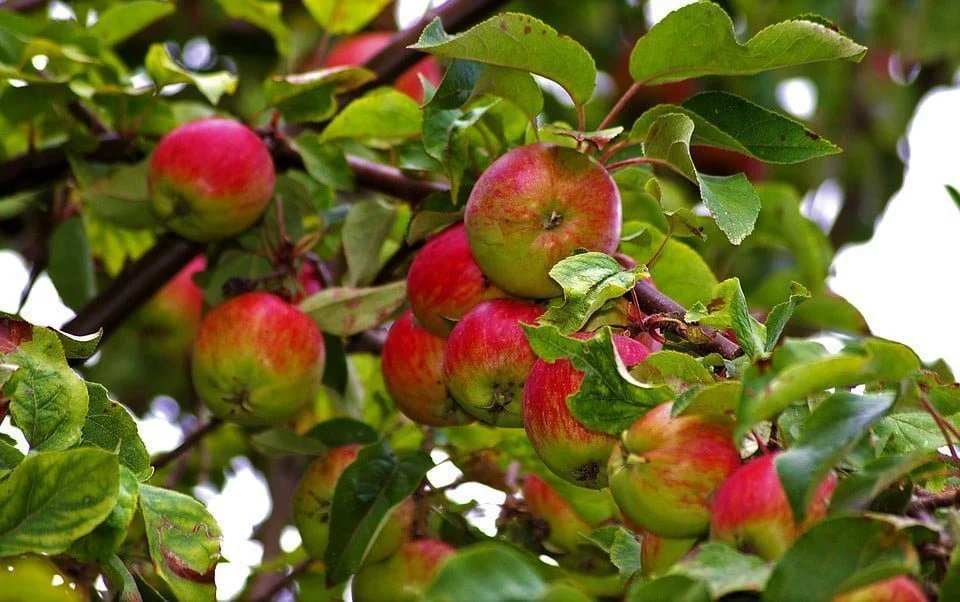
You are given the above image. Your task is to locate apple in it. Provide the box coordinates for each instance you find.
[192,292,325,426]
[464,144,622,298]
[709,452,838,561]
[291,261,324,303]
[608,402,741,538]
[148,118,275,242]
[303,32,442,102]
[406,223,507,337]
[639,530,697,578]
[522,474,595,554]
[382,311,473,427]
[523,334,651,489]
[442,299,544,427]
[141,255,206,355]
[832,576,927,602]
[351,539,456,602]
[293,444,414,564]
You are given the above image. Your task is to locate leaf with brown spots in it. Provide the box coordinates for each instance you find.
[299,281,406,336]
[0,316,32,354]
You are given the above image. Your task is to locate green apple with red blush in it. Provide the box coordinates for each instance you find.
[442,299,544,427]
[192,291,325,426]
[709,451,838,560]
[638,529,697,578]
[522,474,596,554]
[832,576,927,602]
[464,143,622,299]
[293,444,414,564]
[148,118,275,242]
[407,223,507,337]
[351,539,455,602]
[608,402,741,538]
[139,254,206,357]
[382,311,473,427]
[523,333,651,489]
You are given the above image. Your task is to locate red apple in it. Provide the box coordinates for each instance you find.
[141,255,206,356]
[382,311,473,427]
[406,223,507,337]
[351,539,456,602]
[292,261,324,303]
[832,576,927,602]
[293,444,414,564]
[522,474,595,554]
[637,528,697,577]
[464,144,622,298]
[710,452,838,560]
[303,32,442,103]
[608,402,741,538]
[442,299,544,427]
[148,118,275,241]
[192,292,325,426]
[523,334,651,489]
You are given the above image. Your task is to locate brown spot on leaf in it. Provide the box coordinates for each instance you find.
[0,317,31,354]
[804,129,820,140]
[706,297,726,312]
[523,26,531,34]
[499,19,507,31]
[161,547,216,584]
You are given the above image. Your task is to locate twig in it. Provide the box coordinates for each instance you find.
[919,397,960,465]
[598,81,642,131]
[151,418,224,471]
[911,489,960,511]
[251,558,312,602]
[606,156,688,180]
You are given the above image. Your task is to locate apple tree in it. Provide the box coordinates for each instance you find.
[1,1,959,600]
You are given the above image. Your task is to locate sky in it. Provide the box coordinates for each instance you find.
[2,0,960,599]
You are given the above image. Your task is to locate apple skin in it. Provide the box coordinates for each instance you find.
[140,255,206,357]
[406,223,507,337]
[192,292,325,426]
[351,539,456,602]
[523,474,595,554]
[148,118,275,242]
[303,32,442,102]
[464,144,622,298]
[523,334,651,489]
[832,576,927,602]
[293,445,414,564]
[639,530,697,577]
[608,402,741,538]
[291,262,324,303]
[442,299,544,427]
[709,452,838,561]
[382,311,473,427]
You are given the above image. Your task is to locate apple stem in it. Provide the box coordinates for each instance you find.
[919,396,960,466]
[599,81,643,131]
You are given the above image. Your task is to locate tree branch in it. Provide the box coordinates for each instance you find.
[151,418,224,471]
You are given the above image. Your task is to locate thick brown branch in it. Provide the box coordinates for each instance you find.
[911,488,960,511]
[151,418,224,471]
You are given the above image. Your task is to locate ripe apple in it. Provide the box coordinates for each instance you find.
[293,444,414,564]
[709,452,838,560]
[522,474,595,554]
[140,254,206,357]
[442,299,544,427]
[832,576,927,602]
[351,539,456,602]
[291,261,324,303]
[523,334,651,489]
[382,311,473,427]
[192,292,325,426]
[406,223,507,337]
[303,32,442,102]
[639,529,697,578]
[464,144,622,298]
[608,402,741,538]
[148,118,275,242]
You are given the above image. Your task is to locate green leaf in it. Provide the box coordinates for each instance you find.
[541,252,643,335]
[666,542,771,598]
[631,92,840,164]
[540,125,625,152]
[88,1,175,46]
[581,526,642,583]
[619,221,718,308]
[425,542,548,601]
[215,0,290,55]
[139,484,222,602]
[641,113,696,181]
[3,325,89,452]
[830,453,945,514]
[342,199,398,286]
[69,467,139,563]
[79,383,152,481]
[631,350,715,394]
[947,185,960,212]
[303,0,392,34]
[324,441,432,584]
[85,217,155,277]
[696,172,761,245]
[144,43,238,104]
[74,159,155,229]
[0,436,23,479]
[628,2,866,85]
[672,380,742,418]
[305,417,378,447]
[412,13,596,107]
[265,67,374,123]
[775,392,896,523]
[47,217,96,310]
[321,89,421,144]
[628,575,710,602]
[763,282,811,352]
[250,426,329,457]
[0,448,119,556]
[289,133,353,190]
[763,516,918,602]
[736,338,919,440]
[686,278,766,359]
[299,281,406,336]
[522,325,674,434]
[102,555,142,602]
[473,65,544,124]
[406,192,462,244]
[873,411,948,455]
[53,328,103,359]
